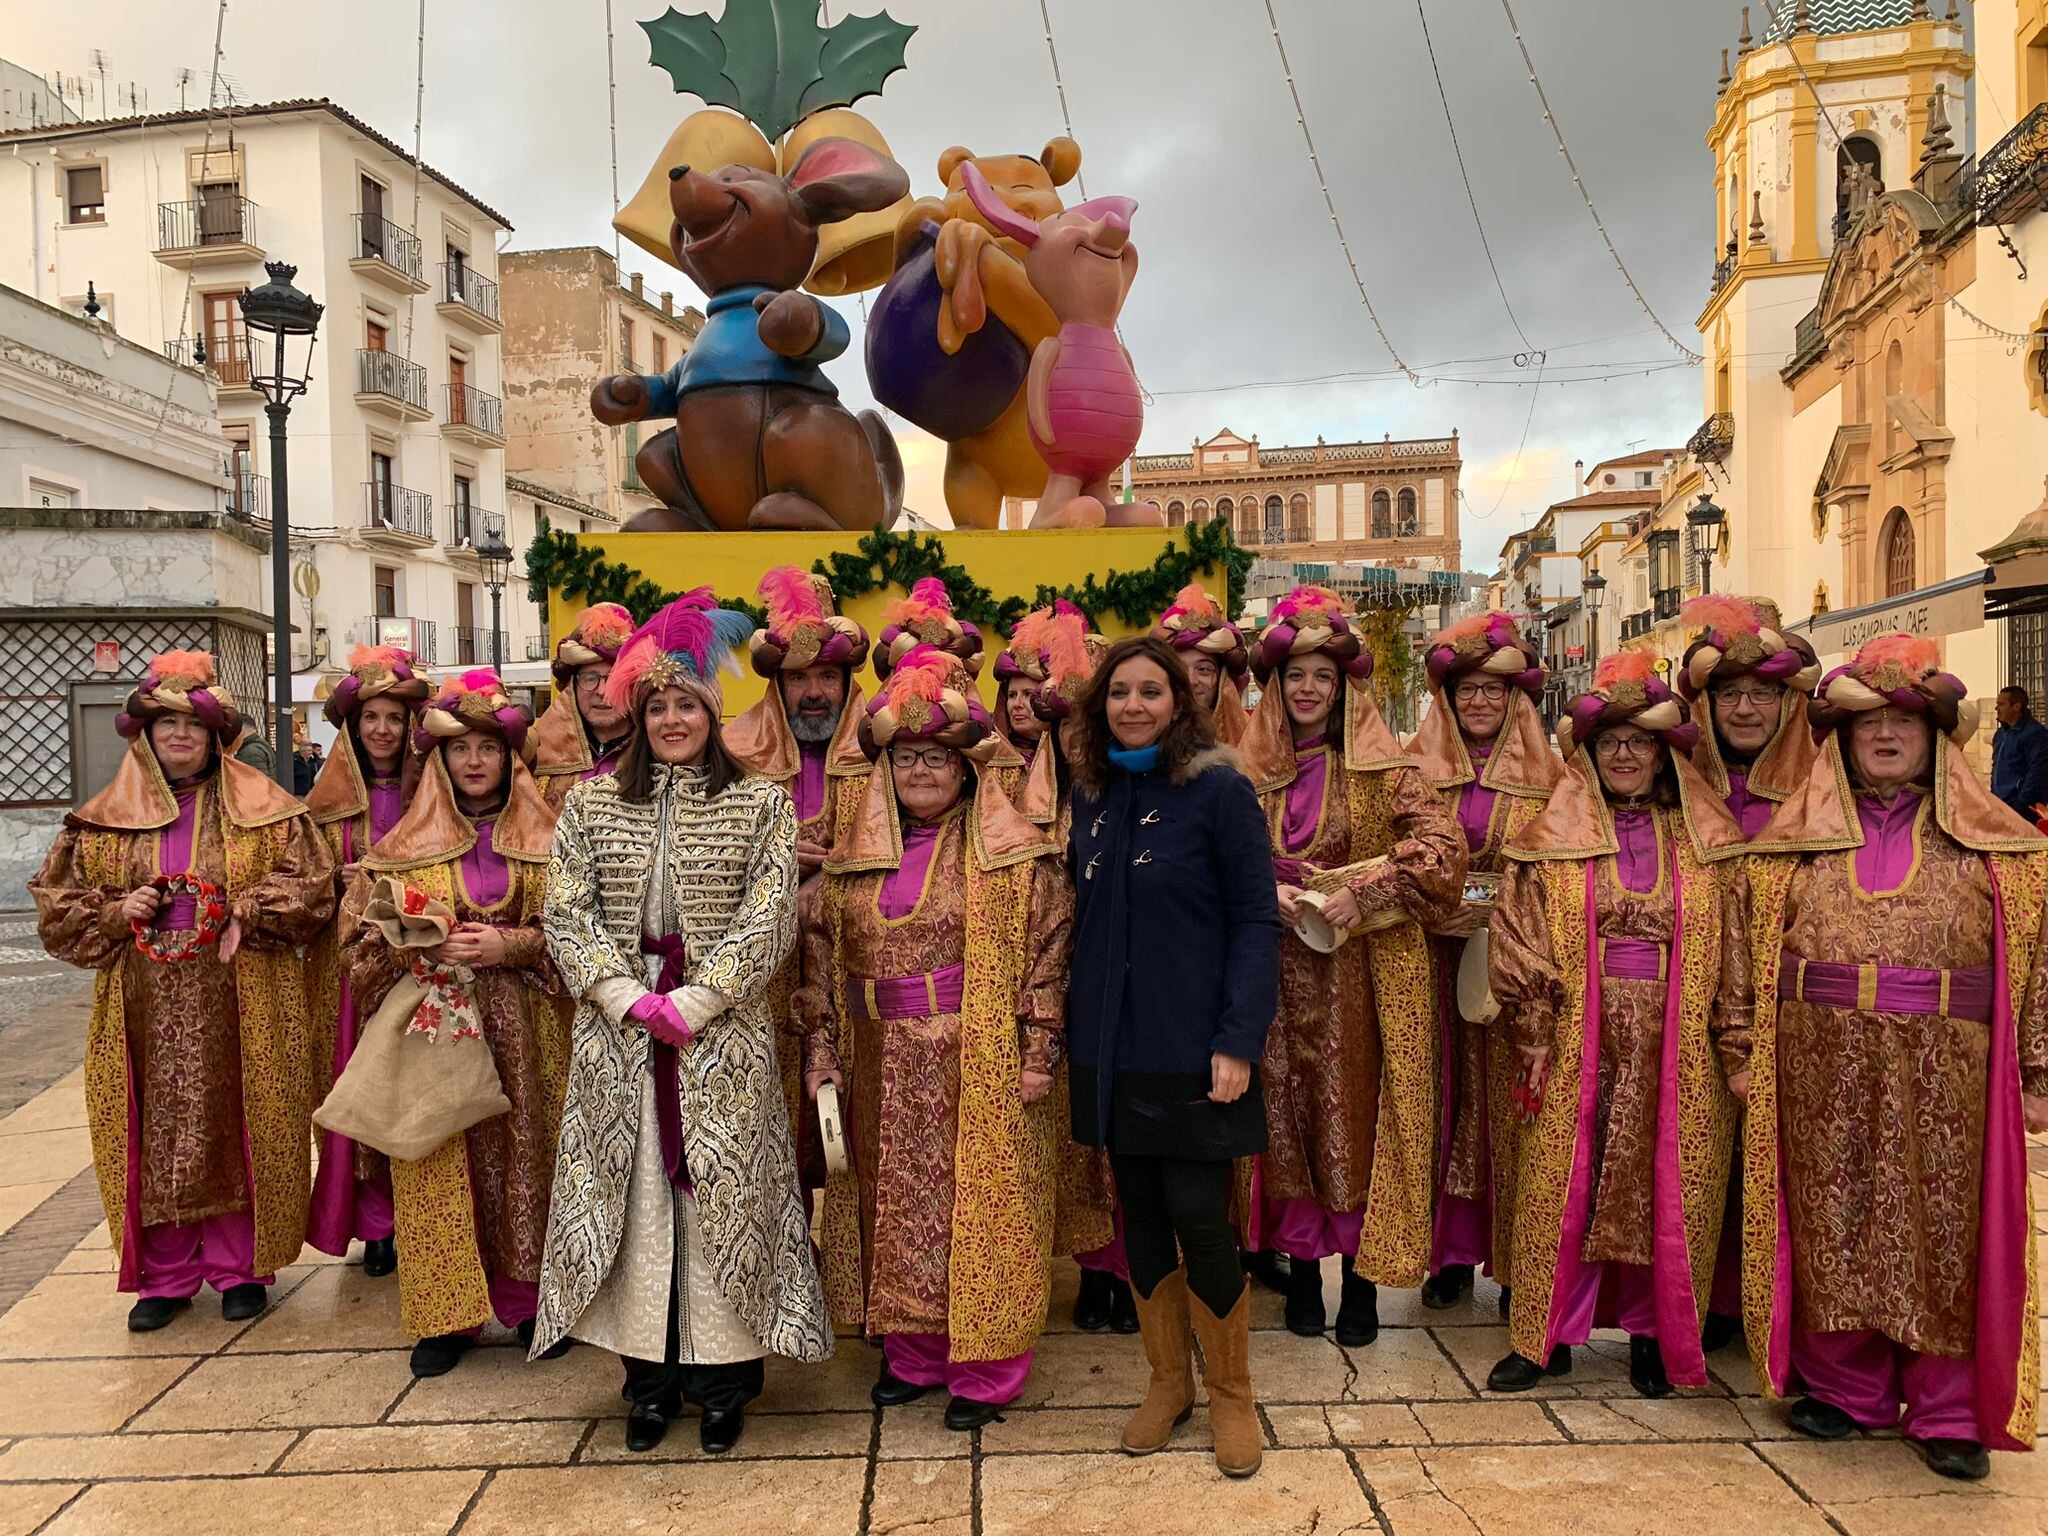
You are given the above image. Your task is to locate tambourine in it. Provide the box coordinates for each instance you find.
[816,1080,848,1177]
[130,873,227,964]
[1292,858,1408,953]
[1456,928,1499,1025]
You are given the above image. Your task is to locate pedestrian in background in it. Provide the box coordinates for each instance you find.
[1990,685,2048,825]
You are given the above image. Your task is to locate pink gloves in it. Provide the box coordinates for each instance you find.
[627,990,694,1047]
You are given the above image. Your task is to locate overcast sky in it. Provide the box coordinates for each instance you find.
[13,0,1793,557]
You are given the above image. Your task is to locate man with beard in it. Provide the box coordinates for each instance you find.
[533,604,639,812]
[725,568,873,1161]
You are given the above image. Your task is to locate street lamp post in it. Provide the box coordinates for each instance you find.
[1582,561,1606,674]
[1686,493,1727,597]
[239,262,324,790]
[477,520,513,672]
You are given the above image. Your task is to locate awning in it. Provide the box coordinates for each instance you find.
[1789,569,1989,655]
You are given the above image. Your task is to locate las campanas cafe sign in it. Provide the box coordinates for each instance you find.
[1790,570,1988,658]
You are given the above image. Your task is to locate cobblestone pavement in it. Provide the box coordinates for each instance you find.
[0,971,2038,1534]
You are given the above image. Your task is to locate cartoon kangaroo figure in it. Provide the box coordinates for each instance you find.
[591,136,910,532]
[959,162,1160,530]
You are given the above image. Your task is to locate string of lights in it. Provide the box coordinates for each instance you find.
[1496,0,1704,363]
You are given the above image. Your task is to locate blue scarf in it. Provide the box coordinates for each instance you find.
[1106,743,1162,773]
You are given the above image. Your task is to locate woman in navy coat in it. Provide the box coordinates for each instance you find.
[1064,635,1283,1478]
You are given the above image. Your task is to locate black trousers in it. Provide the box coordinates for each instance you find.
[1110,1151,1245,1319]
[619,1269,765,1414]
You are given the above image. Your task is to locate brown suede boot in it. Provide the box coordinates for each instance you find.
[1121,1270,1196,1454]
[1189,1285,1262,1477]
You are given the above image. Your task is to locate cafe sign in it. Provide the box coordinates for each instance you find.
[1806,577,1985,657]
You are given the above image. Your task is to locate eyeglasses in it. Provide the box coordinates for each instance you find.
[1711,684,1780,710]
[574,671,613,696]
[889,746,956,772]
[1453,680,1509,703]
[1594,733,1659,760]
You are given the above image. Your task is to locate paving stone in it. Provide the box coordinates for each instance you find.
[0,1272,257,1358]
[0,1068,85,1136]
[0,1184,60,1243]
[1414,1400,1561,1444]
[0,1356,193,1435]
[869,1456,972,1535]
[978,1447,1380,1536]
[579,1409,872,1463]
[462,1458,869,1534]
[40,1470,480,1536]
[388,1340,622,1424]
[282,1418,592,1472]
[224,1262,406,1353]
[0,1483,82,1536]
[1760,1436,2048,1507]
[0,1128,90,1187]
[130,1349,415,1431]
[0,1429,295,1481]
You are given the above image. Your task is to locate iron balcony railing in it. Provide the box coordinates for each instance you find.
[448,505,506,551]
[1687,412,1735,465]
[164,333,254,387]
[453,626,503,667]
[441,263,500,324]
[363,616,439,665]
[354,213,424,283]
[1710,250,1737,294]
[363,480,435,540]
[357,349,429,412]
[1976,102,2048,226]
[446,383,503,437]
[1790,308,1826,373]
[1653,587,1682,622]
[525,633,552,661]
[157,194,257,251]
[226,471,268,522]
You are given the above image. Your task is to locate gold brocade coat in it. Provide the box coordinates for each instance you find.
[31,745,335,1285]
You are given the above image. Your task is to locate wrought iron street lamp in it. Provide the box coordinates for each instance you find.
[1582,561,1606,669]
[477,520,513,672]
[1686,493,1727,597]
[239,261,324,790]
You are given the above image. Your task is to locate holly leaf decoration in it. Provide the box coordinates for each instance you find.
[641,0,916,143]
[800,9,916,121]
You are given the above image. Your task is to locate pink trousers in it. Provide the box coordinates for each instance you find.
[138,1208,271,1300]
[1261,1195,1364,1264]
[1793,1328,1976,1441]
[453,1275,540,1339]
[1429,1192,1491,1272]
[307,1148,394,1254]
[882,1332,1033,1405]
[1549,1259,1660,1347]
[1075,1205,1129,1280]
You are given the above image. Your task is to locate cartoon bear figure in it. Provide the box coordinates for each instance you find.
[864,139,1083,530]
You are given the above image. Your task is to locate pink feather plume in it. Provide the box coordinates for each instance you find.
[574,603,636,650]
[1856,632,1939,676]
[1041,606,1092,688]
[347,644,409,671]
[1163,581,1222,625]
[1273,586,1343,622]
[882,645,952,707]
[758,566,825,630]
[1431,611,1506,649]
[883,576,955,627]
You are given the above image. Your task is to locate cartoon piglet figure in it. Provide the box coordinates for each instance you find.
[960,162,1161,529]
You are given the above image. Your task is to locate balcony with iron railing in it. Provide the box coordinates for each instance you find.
[1620,610,1653,641]
[1687,412,1735,465]
[443,383,505,446]
[225,471,269,523]
[155,195,261,265]
[447,506,506,553]
[1788,307,1827,375]
[1653,587,1682,622]
[362,480,436,544]
[525,633,553,662]
[351,213,427,293]
[438,263,502,331]
[452,626,505,668]
[355,349,431,421]
[1976,102,2048,227]
[164,333,255,391]
[362,616,439,665]
[1710,248,1737,295]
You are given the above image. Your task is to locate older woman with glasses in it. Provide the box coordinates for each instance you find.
[1719,635,2048,1480]
[1486,650,1745,1399]
[1407,615,1561,1314]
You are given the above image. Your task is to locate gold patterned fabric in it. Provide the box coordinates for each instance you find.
[1256,754,1465,1286]
[32,766,335,1285]
[806,791,1067,1359]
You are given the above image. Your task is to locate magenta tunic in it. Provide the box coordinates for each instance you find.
[1031,322,1144,479]
[1456,743,1501,854]
[793,742,828,825]
[880,820,943,919]
[459,817,511,907]
[583,735,627,784]
[1724,769,1775,840]
[1853,791,1923,888]
[1272,736,1330,884]
[153,785,201,927]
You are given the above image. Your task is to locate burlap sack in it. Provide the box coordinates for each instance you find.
[313,877,512,1161]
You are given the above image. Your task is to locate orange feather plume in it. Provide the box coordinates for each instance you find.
[573,603,635,650]
[1041,605,1092,689]
[1679,594,1761,639]
[882,576,954,627]
[1432,610,1504,648]
[347,643,409,671]
[149,649,216,685]
[882,644,953,707]
[1164,581,1222,626]
[1856,632,1939,676]
[1593,648,1659,690]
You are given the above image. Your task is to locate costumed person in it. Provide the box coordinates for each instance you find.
[31,651,335,1331]
[304,645,429,1275]
[1485,649,1745,1398]
[798,646,1070,1430]
[1406,613,1561,1315]
[1719,635,2048,1481]
[1065,635,1282,1476]
[348,670,571,1378]
[534,591,831,1457]
[723,566,872,1179]
[1241,587,1466,1347]
[1150,580,1250,748]
[533,602,638,811]
[1675,594,1822,1353]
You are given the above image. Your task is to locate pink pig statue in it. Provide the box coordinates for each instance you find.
[960,162,1162,529]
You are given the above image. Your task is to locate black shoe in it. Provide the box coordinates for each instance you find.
[126,1296,190,1333]
[944,1394,1004,1432]
[1107,1277,1140,1335]
[1911,1436,1990,1481]
[872,1367,930,1407]
[1243,1248,1290,1295]
[625,1404,673,1453]
[1334,1269,1379,1348]
[1420,1265,1473,1311]
[700,1405,745,1454]
[1700,1311,1740,1353]
[1497,1284,1512,1319]
[1629,1335,1672,1399]
[362,1237,397,1278]
[1487,1345,1571,1392]
[1073,1267,1114,1332]
[1283,1255,1326,1337]
[1787,1396,1857,1440]
[220,1283,267,1322]
[409,1332,475,1378]
[515,1318,570,1360]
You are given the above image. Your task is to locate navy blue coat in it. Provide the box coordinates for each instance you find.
[1992,711,2048,822]
[1065,747,1283,1158]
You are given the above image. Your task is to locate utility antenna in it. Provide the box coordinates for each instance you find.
[88,49,109,115]
[173,67,194,110]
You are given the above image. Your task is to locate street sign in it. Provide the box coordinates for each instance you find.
[1565,644,1585,659]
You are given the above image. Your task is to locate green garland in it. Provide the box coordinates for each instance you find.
[524,517,1254,635]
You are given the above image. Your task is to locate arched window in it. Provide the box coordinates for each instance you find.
[1881,507,1915,598]
[1166,499,1186,527]
[1371,489,1391,539]
[1216,496,1234,528]
[1264,494,1285,536]
[1191,497,1210,525]
[1884,339,1905,455]
[1288,492,1310,543]
[1836,136,1883,233]
[1397,487,1419,537]
[1239,500,1261,540]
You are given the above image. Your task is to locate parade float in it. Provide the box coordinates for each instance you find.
[531,0,1243,715]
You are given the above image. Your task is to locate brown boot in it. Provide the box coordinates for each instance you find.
[1122,1270,1195,1454]
[1189,1284,1262,1477]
